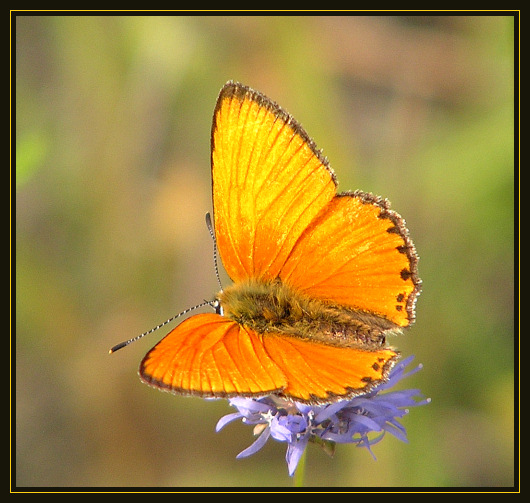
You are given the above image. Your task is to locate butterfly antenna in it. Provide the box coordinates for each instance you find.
[109,301,210,354]
[110,214,222,354]
[205,212,223,291]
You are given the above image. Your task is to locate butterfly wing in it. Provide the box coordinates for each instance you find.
[212,82,420,328]
[280,191,421,328]
[261,334,399,402]
[139,313,287,397]
[211,81,337,283]
[139,313,398,402]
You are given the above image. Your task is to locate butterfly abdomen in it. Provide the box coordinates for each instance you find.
[217,279,396,350]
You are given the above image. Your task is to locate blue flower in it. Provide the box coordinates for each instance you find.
[216,355,430,476]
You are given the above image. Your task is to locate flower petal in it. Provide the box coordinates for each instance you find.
[286,433,310,476]
[236,427,271,458]
[314,400,349,423]
[215,412,243,432]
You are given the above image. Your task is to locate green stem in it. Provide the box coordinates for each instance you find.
[292,448,307,487]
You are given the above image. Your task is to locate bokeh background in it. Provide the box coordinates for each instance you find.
[15,15,515,488]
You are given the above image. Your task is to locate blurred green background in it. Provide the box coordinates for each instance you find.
[15,15,515,488]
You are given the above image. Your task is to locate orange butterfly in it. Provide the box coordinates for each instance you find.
[138,81,420,404]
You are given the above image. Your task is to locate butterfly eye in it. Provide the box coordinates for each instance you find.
[213,299,223,316]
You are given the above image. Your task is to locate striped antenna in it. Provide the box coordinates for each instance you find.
[109,213,223,354]
[205,212,223,291]
[108,301,212,354]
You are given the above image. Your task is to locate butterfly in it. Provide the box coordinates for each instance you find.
[137,81,420,404]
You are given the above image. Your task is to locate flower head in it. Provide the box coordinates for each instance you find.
[216,355,429,476]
